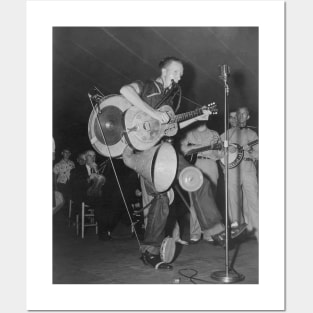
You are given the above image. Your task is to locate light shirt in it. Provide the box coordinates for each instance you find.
[53,159,75,184]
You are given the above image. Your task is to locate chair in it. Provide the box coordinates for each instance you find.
[74,202,98,238]
[68,199,74,227]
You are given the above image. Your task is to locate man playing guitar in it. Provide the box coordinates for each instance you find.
[180,122,224,243]
[119,56,213,270]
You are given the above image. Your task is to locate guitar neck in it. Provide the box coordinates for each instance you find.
[186,143,222,156]
[171,108,204,123]
[248,140,258,147]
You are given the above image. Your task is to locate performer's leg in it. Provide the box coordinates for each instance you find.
[227,169,244,224]
[242,170,259,241]
[140,176,153,228]
[140,195,173,270]
[190,176,225,236]
[188,192,201,241]
[141,195,169,255]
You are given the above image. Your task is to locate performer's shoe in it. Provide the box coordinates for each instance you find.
[189,236,201,244]
[212,232,226,248]
[231,223,248,239]
[141,251,173,270]
[203,237,215,245]
[176,238,189,245]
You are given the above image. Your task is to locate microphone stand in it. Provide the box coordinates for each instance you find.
[211,65,245,283]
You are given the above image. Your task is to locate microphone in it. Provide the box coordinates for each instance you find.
[219,64,230,82]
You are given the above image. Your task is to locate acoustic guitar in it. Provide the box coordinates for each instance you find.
[88,94,217,157]
[184,142,222,164]
[123,102,218,151]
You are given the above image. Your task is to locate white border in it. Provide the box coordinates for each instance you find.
[27,1,285,310]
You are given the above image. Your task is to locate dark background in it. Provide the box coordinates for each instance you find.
[53,27,258,163]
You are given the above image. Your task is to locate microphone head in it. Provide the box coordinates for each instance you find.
[219,64,230,81]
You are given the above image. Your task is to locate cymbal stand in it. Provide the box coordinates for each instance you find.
[211,65,244,283]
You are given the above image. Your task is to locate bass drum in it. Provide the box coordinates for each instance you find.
[88,95,131,158]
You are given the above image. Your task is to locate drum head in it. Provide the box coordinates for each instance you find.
[93,106,124,146]
[88,95,131,158]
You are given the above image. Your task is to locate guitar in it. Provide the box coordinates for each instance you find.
[184,143,222,164]
[123,102,218,151]
[220,139,258,169]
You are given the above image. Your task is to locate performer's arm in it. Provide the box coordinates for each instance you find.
[180,134,202,155]
[120,83,170,123]
[243,132,259,160]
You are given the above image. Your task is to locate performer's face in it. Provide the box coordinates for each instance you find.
[237,108,250,124]
[197,122,207,131]
[229,112,238,127]
[162,61,184,88]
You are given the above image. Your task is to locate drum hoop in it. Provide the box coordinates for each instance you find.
[160,237,176,263]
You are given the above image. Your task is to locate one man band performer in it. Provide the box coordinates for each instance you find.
[120,56,211,270]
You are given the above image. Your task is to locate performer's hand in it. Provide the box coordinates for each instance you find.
[243,145,253,152]
[153,111,170,124]
[210,133,220,145]
[195,107,211,121]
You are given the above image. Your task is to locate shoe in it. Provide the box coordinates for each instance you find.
[231,223,248,239]
[176,238,189,246]
[203,238,215,245]
[141,251,173,270]
[212,231,226,248]
[189,237,201,244]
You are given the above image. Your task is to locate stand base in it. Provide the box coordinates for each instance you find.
[211,269,245,283]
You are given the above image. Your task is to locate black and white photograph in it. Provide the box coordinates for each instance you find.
[52,26,259,284]
[26,1,285,311]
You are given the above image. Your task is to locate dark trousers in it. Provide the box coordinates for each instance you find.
[141,193,170,255]
[177,154,224,233]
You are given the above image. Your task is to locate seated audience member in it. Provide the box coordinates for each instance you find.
[69,150,98,219]
[86,173,112,240]
[53,148,75,210]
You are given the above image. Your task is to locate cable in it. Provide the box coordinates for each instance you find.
[178,268,211,284]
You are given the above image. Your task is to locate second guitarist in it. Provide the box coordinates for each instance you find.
[180,122,224,243]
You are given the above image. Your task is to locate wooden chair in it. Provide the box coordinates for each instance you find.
[74,202,98,238]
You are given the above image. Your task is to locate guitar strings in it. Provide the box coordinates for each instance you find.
[88,95,142,249]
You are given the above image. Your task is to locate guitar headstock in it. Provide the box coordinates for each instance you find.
[202,102,218,115]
